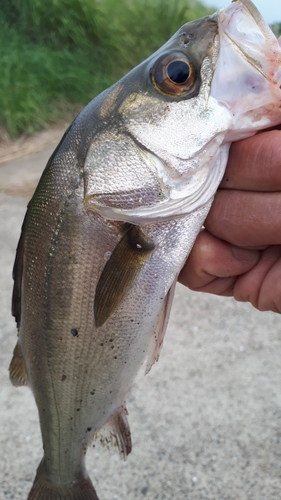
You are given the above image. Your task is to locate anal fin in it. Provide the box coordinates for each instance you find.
[109,408,132,457]
[9,341,28,386]
[94,407,132,459]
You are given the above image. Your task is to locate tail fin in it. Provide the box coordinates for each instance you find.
[27,473,99,500]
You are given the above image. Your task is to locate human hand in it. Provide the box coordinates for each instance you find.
[179,127,281,313]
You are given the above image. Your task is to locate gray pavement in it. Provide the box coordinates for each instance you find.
[1,147,281,500]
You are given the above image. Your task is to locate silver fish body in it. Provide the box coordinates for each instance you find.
[9,1,281,498]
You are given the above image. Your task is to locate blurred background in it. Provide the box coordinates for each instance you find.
[1,0,280,141]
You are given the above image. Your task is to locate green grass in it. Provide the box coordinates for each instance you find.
[0,23,113,137]
[1,0,213,138]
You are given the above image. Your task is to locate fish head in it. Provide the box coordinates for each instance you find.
[84,0,281,224]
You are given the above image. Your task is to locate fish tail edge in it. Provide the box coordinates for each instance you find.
[27,474,100,500]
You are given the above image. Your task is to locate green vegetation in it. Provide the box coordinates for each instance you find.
[1,0,212,138]
[270,23,281,37]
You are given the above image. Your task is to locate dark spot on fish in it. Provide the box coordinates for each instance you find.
[114,356,117,359]
[87,427,92,432]
[91,390,95,395]
[141,486,148,495]
[77,408,80,412]
[109,339,113,342]
[111,346,114,349]
[100,343,104,346]
[61,374,66,381]
[71,328,78,337]
[130,319,134,322]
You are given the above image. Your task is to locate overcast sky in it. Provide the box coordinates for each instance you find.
[202,1,280,24]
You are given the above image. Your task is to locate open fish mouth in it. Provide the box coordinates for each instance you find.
[231,0,275,42]
[217,0,281,84]
[211,0,281,143]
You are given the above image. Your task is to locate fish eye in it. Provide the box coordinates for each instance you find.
[151,52,195,96]
[167,60,190,84]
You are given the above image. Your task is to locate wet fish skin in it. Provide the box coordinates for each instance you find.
[9,1,281,499]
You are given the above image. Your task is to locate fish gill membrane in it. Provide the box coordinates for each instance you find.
[8,1,281,499]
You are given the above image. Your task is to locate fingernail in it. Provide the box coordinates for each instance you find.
[231,246,259,262]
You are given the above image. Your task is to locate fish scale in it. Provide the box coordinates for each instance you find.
[9,1,281,498]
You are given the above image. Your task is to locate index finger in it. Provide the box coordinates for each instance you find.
[205,189,281,248]
[220,128,281,191]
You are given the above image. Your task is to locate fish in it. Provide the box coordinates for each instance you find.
[9,1,281,498]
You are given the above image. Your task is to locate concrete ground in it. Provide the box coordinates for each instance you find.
[1,142,281,500]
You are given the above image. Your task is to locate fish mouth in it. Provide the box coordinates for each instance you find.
[231,0,272,40]
[217,0,281,84]
[211,0,281,141]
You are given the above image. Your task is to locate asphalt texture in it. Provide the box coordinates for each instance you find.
[1,144,281,500]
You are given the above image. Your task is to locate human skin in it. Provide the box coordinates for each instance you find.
[178,127,281,313]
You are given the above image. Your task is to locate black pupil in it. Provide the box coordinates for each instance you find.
[167,60,189,84]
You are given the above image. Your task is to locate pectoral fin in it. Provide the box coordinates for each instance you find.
[94,225,155,328]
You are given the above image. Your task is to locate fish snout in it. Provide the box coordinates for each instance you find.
[210,0,281,140]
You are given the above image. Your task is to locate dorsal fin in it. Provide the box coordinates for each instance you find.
[11,122,74,330]
[9,341,28,386]
[12,229,25,329]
